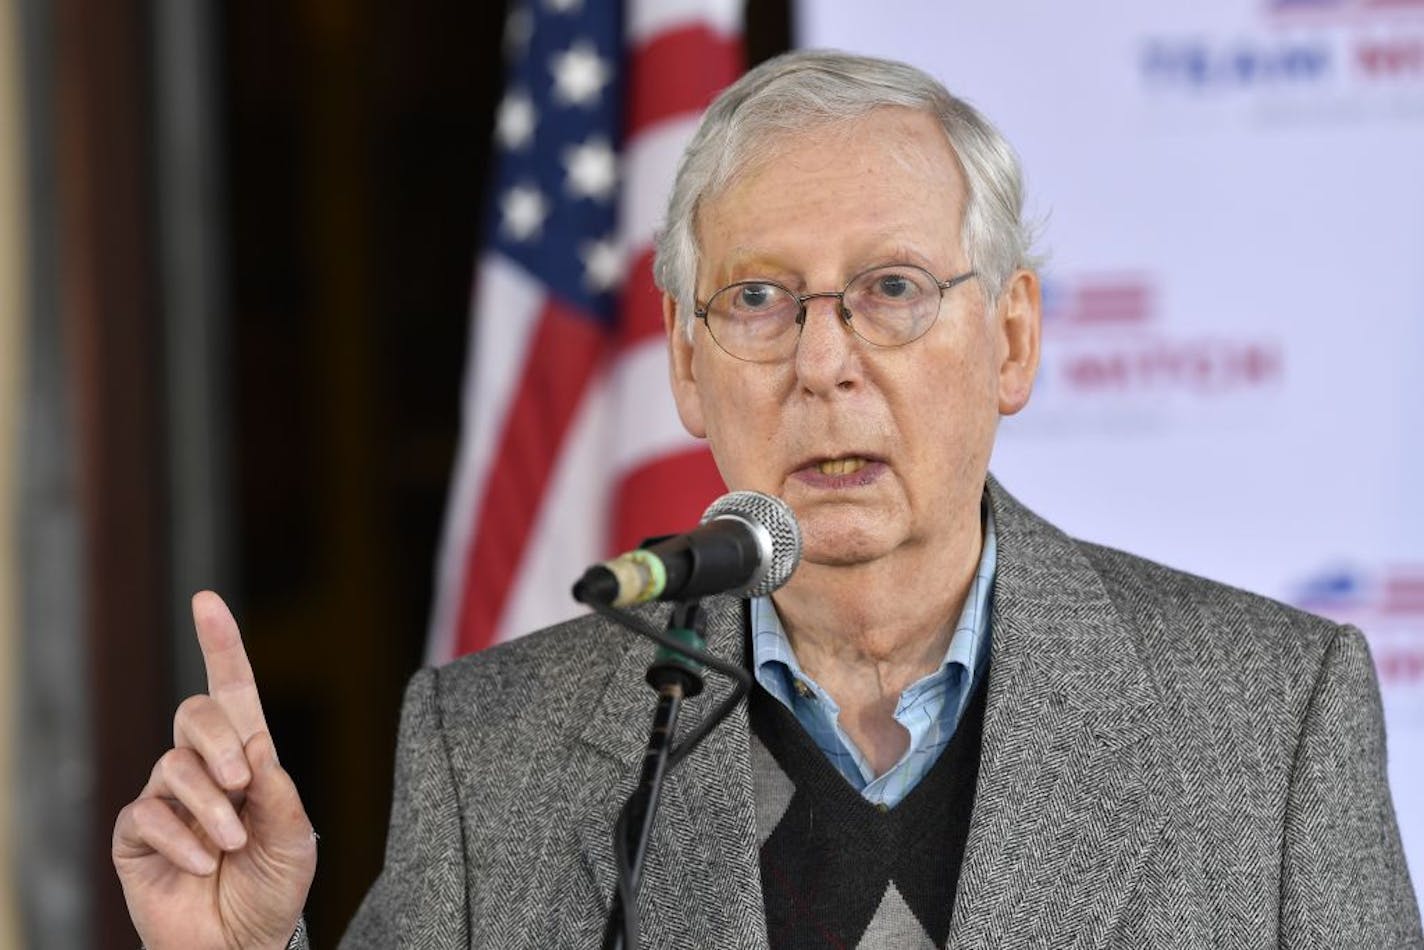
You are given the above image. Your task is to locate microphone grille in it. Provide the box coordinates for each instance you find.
[700,490,802,597]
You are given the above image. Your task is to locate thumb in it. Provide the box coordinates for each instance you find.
[240,731,315,861]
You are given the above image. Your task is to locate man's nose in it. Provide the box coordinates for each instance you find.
[795,291,847,322]
[793,294,859,393]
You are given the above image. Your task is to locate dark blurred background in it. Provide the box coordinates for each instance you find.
[6,1,789,945]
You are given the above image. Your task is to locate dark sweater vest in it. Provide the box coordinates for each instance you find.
[749,671,988,949]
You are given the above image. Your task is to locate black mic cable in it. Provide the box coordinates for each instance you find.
[573,490,802,950]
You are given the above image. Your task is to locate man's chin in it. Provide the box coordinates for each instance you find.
[801,549,884,569]
[796,520,901,569]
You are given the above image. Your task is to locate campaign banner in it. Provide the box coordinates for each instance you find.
[800,0,1424,890]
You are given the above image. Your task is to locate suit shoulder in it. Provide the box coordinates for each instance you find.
[1079,537,1340,638]
[1070,538,1381,789]
[424,611,628,724]
[1074,538,1350,692]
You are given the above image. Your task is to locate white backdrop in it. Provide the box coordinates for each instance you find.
[801,0,1424,891]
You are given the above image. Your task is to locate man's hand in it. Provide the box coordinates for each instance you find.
[113,592,317,949]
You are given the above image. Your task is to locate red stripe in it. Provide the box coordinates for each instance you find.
[610,447,726,556]
[626,25,742,138]
[617,248,666,350]
[454,300,607,653]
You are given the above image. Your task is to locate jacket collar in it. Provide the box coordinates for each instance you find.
[946,475,1180,948]
[571,476,1180,948]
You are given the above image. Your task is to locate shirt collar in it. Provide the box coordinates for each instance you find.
[752,498,998,699]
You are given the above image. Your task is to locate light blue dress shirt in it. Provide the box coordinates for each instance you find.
[751,505,996,809]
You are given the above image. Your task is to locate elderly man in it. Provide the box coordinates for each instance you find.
[114,50,1420,948]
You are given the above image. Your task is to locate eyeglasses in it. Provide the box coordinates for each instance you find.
[693,264,977,363]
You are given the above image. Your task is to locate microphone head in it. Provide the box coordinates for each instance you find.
[699,491,802,597]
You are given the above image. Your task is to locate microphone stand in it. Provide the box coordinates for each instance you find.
[600,599,707,950]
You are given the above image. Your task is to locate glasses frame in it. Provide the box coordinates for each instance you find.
[692,263,978,363]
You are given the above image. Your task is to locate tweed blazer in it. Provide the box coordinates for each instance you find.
[329,478,1422,949]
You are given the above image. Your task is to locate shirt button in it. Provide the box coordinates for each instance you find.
[793,679,813,698]
[876,803,890,814]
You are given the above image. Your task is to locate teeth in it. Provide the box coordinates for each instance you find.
[816,457,868,476]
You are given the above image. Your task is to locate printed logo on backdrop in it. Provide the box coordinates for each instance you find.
[1138,0,1424,125]
[1000,273,1283,438]
[1291,564,1424,713]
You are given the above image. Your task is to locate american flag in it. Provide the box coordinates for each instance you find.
[426,0,743,661]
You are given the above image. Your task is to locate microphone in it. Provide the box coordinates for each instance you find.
[572,491,802,607]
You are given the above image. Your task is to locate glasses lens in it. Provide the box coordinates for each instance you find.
[704,282,800,361]
[844,265,941,346]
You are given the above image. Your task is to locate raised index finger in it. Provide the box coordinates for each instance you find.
[191,590,269,742]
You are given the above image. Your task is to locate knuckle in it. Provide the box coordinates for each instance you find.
[112,801,136,840]
[117,797,162,842]
[157,746,198,783]
[207,799,237,829]
[173,694,215,735]
[130,797,166,826]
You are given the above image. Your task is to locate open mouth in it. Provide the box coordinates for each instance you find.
[793,454,886,488]
[815,457,869,476]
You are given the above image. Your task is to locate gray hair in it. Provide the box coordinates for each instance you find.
[652,49,1041,331]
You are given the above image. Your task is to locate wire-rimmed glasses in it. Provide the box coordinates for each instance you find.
[693,263,977,363]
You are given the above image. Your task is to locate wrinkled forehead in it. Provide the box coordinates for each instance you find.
[692,109,969,279]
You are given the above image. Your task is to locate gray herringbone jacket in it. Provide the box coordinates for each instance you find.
[329,479,1422,948]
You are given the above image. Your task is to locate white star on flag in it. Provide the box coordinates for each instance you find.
[550,42,611,107]
[544,0,584,12]
[496,90,537,150]
[563,137,617,201]
[581,236,624,292]
[500,184,549,242]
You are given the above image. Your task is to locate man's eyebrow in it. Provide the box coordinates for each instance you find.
[862,240,939,270]
[712,248,801,282]
[709,240,945,285]
[721,246,789,269]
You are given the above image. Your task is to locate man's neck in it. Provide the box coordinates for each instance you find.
[768,520,984,775]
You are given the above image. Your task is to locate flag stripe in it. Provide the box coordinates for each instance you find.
[620,114,704,252]
[607,336,703,474]
[628,0,741,44]
[496,363,614,642]
[617,249,665,348]
[454,298,606,652]
[626,26,742,137]
[426,255,545,663]
[611,448,727,554]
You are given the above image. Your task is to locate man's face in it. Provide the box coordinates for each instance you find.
[666,107,1038,570]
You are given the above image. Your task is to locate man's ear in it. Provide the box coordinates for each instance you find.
[664,293,707,438]
[996,268,1042,416]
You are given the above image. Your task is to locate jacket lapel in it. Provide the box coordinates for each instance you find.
[946,479,1180,949]
[564,477,1181,949]
[572,597,769,949]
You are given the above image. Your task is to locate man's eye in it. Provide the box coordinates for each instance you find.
[875,274,914,298]
[735,284,777,310]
